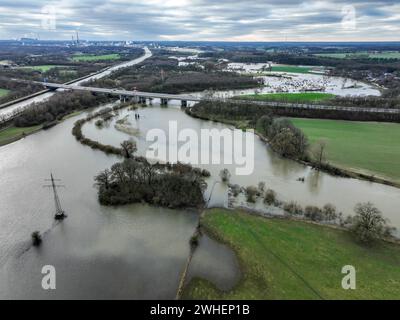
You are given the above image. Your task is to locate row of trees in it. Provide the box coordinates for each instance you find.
[0,77,44,105]
[15,91,110,127]
[228,180,395,244]
[257,115,308,159]
[91,55,260,94]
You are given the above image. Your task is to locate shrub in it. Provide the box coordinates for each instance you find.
[264,189,277,206]
[322,203,337,221]
[284,201,303,215]
[245,186,259,203]
[304,205,324,221]
[31,231,42,247]
[190,234,200,249]
[219,168,231,183]
[230,184,241,197]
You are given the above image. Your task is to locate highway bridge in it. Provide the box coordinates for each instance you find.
[40,82,201,107]
[40,81,400,114]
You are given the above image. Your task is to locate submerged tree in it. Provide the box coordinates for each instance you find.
[311,139,328,168]
[120,139,137,159]
[31,231,42,247]
[219,168,231,184]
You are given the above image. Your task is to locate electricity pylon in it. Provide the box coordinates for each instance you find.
[44,173,66,220]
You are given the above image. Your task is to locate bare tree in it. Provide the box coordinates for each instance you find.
[94,169,112,189]
[311,139,327,168]
[120,139,137,159]
[350,202,392,244]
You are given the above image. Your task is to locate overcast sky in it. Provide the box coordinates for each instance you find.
[0,0,399,41]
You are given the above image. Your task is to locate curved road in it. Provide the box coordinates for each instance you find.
[0,47,152,122]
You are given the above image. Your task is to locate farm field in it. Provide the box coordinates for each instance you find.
[270,65,312,74]
[314,51,400,60]
[236,92,335,103]
[183,208,400,300]
[19,65,67,72]
[0,88,10,97]
[291,118,400,182]
[71,53,121,62]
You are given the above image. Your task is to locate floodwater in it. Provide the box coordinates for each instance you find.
[0,108,240,299]
[0,49,399,299]
[83,103,400,232]
[226,62,381,97]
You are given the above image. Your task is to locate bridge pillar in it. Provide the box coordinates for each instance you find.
[139,96,147,105]
[149,98,153,105]
[181,100,188,108]
[161,98,168,106]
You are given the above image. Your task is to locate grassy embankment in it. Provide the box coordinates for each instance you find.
[0,112,83,147]
[0,125,42,146]
[236,92,335,103]
[291,118,400,183]
[183,208,400,300]
[72,53,121,62]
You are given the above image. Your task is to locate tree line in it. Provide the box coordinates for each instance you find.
[14,91,111,127]
[90,55,261,94]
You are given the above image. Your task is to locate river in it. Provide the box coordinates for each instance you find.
[0,49,399,299]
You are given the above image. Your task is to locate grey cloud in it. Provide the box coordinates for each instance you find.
[0,0,398,40]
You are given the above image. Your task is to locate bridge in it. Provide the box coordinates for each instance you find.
[39,81,400,114]
[40,82,201,107]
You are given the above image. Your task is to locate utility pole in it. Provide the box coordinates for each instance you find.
[44,173,66,220]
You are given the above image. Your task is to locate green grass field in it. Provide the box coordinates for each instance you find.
[291,118,400,182]
[237,92,335,103]
[0,88,10,97]
[19,65,66,72]
[0,125,42,146]
[71,53,121,62]
[270,65,312,74]
[183,208,400,300]
[314,51,400,60]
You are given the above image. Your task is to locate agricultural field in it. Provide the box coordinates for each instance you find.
[314,51,400,60]
[270,65,312,74]
[18,65,67,72]
[72,53,121,62]
[184,208,400,300]
[0,88,10,97]
[236,92,335,103]
[291,118,400,182]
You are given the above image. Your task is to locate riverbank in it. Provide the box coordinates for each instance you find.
[183,208,400,300]
[0,110,87,147]
[185,107,400,189]
[291,118,400,185]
